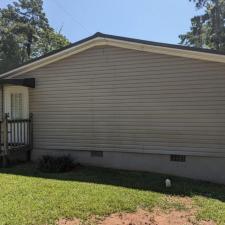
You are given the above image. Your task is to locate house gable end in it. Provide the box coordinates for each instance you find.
[2,32,225,78]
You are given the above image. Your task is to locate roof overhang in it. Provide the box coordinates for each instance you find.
[1,32,225,78]
[0,78,35,88]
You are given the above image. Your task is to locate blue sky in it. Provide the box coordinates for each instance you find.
[0,0,201,44]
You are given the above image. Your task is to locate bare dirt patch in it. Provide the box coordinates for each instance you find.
[57,208,216,225]
[57,218,81,225]
[97,208,216,225]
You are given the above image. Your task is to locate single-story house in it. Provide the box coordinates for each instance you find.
[0,32,225,184]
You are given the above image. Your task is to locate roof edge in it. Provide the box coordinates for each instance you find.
[1,32,225,78]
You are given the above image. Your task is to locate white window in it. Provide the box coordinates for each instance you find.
[11,93,23,119]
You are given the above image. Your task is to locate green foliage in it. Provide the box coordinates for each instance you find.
[179,0,225,51]
[191,0,210,8]
[0,0,70,74]
[38,155,75,173]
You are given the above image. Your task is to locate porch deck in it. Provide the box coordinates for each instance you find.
[0,114,33,161]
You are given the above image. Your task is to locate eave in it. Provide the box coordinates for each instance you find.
[0,78,35,88]
[1,32,225,79]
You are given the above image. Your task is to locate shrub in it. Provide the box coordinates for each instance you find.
[38,155,75,173]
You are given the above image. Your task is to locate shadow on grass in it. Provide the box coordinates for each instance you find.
[0,162,225,202]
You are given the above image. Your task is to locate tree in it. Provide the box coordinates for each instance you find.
[179,0,225,51]
[0,0,70,74]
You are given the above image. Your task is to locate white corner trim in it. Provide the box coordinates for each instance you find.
[2,36,225,78]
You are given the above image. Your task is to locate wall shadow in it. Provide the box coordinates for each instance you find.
[0,162,225,203]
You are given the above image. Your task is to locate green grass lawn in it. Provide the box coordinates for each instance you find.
[0,163,225,225]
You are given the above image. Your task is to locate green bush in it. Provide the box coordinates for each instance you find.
[38,155,75,173]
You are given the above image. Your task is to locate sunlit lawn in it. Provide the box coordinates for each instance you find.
[0,164,224,225]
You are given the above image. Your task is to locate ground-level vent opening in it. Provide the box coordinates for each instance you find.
[90,151,103,158]
[170,155,186,162]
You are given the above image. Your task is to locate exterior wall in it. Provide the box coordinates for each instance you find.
[16,45,225,182]
[31,149,225,184]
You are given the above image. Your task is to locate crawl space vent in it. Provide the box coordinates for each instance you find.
[170,154,186,162]
[91,151,103,157]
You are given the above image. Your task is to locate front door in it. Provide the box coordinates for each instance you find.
[4,86,29,145]
[4,86,29,119]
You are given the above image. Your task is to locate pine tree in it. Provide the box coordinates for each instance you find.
[179,0,225,51]
[0,0,70,73]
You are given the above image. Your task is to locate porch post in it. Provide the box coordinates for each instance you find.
[2,113,9,166]
[27,113,33,161]
[29,113,33,150]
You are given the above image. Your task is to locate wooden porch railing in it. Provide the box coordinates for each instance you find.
[0,113,33,160]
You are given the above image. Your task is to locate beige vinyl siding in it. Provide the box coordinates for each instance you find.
[18,46,225,156]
